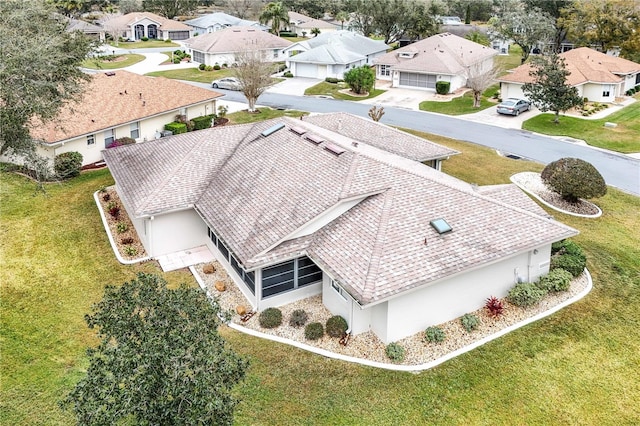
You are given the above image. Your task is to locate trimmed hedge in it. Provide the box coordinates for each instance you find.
[435,80,450,95]
[507,282,547,307]
[536,268,573,292]
[326,315,348,338]
[551,254,586,277]
[164,122,187,134]
[304,322,324,340]
[191,115,214,130]
[258,308,283,329]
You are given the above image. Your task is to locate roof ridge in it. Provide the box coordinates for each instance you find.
[361,189,394,301]
[339,154,360,198]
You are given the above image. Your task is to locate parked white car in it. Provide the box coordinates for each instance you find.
[211,77,242,90]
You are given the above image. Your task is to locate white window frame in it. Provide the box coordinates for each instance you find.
[331,280,347,301]
[130,121,140,139]
[87,134,95,146]
[104,129,115,147]
[379,64,390,77]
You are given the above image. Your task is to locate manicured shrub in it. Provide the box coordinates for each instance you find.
[283,71,293,78]
[507,282,547,307]
[325,77,339,83]
[278,64,287,72]
[541,158,607,202]
[288,309,308,327]
[54,151,83,178]
[304,322,324,340]
[205,65,213,71]
[485,296,504,317]
[164,122,187,135]
[385,342,405,362]
[550,253,586,277]
[116,221,128,233]
[191,115,214,130]
[326,315,348,338]
[213,64,221,70]
[141,36,148,41]
[460,313,480,332]
[165,38,172,42]
[435,80,450,95]
[199,63,205,70]
[258,307,283,329]
[536,268,573,292]
[424,326,445,343]
[552,239,585,258]
[344,65,375,94]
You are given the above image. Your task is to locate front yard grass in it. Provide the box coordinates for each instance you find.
[145,67,234,84]
[419,84,499,115]
[226,107,308,124]
[2,129,639,424]
[522,98,640,153]
[81,54,145,69]
[304,81,386,100]
[108,39,179,49]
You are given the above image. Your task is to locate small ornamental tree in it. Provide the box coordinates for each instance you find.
[344,65,375,95]
[54,151,83,178]
[541,157,607,202]
[61,273,248,426]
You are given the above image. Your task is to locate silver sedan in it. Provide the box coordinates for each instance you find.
[497,98,531,116]
[211,77,242,90]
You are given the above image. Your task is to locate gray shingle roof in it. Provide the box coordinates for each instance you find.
[287,31,389,64]
[184,12,265,30]
[183,26,292,53]
[104,114,577,306]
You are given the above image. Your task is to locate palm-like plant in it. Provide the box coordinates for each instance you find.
[335,10,349,30]
[259,2,289,37]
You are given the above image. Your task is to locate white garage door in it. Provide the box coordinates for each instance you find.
[502,83,526,100]
[295,62,320,78]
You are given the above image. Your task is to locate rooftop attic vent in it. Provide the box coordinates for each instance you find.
[324,143,346,156]
[261,123,285,137]
[430,218,452,234]
[304,133,324,144]
[105,71,116,76]
[289,126,307,135]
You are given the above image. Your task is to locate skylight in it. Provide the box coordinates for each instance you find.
[430,218,452,234]
[261,123,285,137]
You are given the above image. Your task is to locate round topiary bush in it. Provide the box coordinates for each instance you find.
[507,282,547,307]
[385,342,405,362]
[424,326,445,343]
[536,268,573,292]
[288,309,308,328]
[541,158,607,202]
[304,322,324,340]
[258,307,282,329]
[325,315,348,338]
[198,63,205,70]
[54,151,83,178]
[435,80,450,95]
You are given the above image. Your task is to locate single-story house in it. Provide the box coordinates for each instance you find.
[498,47,640,102]
[184,12,268,35]
[374,32,498,92]
[287,11,338,37]
[66,18,106,42]
[26,71,221,167]
[102,113,577,344]
[102,12,192,41]
[183,26,293,66]
[284,30,389,79]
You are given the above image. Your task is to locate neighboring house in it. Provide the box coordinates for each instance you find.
[27,71,221,167]
[102,12,192,41]
[498,47,640,102]
[184,12,268,35]
[183,26,292,66]
[284,30,389,79]
[102,113,577,344]
[374,32,498,92]
[287,11,338,37]
[66,18,106,42]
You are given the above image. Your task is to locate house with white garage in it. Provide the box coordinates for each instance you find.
[184,12,268,35]
[498,47,640,102]
[287,11,338,37]
[102,12,192,41]
[284,30,389,79]
[102,113,577,344]
[374,32,497,92]
[25,71,221,167]
[183,26,292,66]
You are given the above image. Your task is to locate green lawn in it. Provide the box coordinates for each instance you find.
[419,84,500,115]
[108,39,179,49]
[81,54,145,70]
[304,81,386,100]
[2,129,639,424]
[226,108,308,124]
[522,97,640,153]
[145,67,234,84]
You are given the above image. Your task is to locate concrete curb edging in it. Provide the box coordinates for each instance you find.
[94,189,151,265]
[191,265,593,373]
[510,176,603,218]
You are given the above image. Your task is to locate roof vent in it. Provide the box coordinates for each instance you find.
[105,71,116,76]
[304,133,324,144]
[430,218,452,234]
[324,143,346,156]
[261,123,285,137]
[289,126,307,135]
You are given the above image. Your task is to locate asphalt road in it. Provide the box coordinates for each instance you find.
[212,89,640,196]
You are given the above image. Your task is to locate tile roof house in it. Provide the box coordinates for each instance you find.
[498,47,640,102]
[66,18,106,42]
[27,71,221,167]
[102,12,192,41]
[184,12,268,34]
[103,113,577,344]
[284,30,389,79]
[287,11,338,37]
[183,26,293,66]
[374,32,498,92]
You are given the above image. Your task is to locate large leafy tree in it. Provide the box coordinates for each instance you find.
[61,273,248,426]
[233,47,278,112]
[524,0,575,53]
[489,0,555,64]
[0,0,95,157]
[522,53,582,124]
[259,1,290,36]
[282,0,325,19]
[142,0,198,18]
[344,65,375,95]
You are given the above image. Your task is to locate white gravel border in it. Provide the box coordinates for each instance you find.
[191,265,592,372]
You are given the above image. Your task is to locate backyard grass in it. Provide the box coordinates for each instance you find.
[145,67,234,83]
[226,107,308,124]
[522,97,640,153]
[108,39,179,49]
[81,54,145,70]
[2,131,639,424]
[419,84,500,115]
[304,81,386,100]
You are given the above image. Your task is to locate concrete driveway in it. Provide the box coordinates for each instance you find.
[457,104,542,129]
[266,77,322,96]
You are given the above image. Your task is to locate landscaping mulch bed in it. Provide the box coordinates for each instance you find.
[97,186,147,261]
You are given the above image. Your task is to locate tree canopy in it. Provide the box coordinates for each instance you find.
[259,1,290,36]
[233,47,277,112]
[0,0,95,157]
[522,53,582,124]
[142,0,199,18]
[344,65,375,95]
[61,272,248,426]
